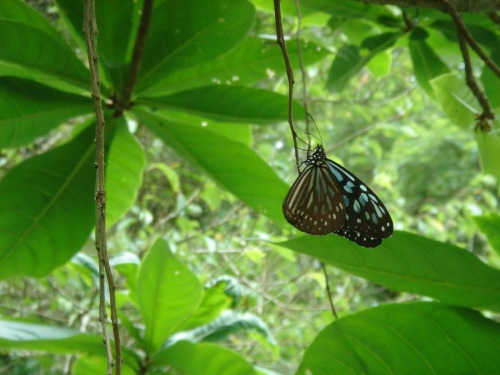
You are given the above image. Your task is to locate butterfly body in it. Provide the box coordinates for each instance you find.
[283,145,393,247]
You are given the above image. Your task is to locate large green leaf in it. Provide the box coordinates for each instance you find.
[138,37,329,97]
[138,85,305,124]
[105,119,146,226]
[481,48,500,108]
[136,238,203,351]
[474,213,500,257]
[0,125,95,279]
[73,357,136,375]
[277,231,500,312]
[177,282,232,332]
[153,341,257,375]
[55,0,136,91]
[136,0,255,94]
[0,319,140,367]
[409,28,450,96]
[0,0,62,40]
[326,32,401,92]
[133,108,289,226]
[0,319,104,355]
[0,20,89,90]
[430,73,480,129]
[301,0,396,23]
[0,77,91,148]
[476,131,500,180]
[297,302,500,375]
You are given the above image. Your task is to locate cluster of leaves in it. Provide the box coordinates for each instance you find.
[1,0,500,374]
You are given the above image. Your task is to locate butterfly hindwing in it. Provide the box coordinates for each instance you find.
[325,159,393,240]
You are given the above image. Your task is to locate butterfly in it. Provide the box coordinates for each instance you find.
[282,145,393,247]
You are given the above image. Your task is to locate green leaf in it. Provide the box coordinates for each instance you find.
[136,238,203,351]
[301,0,395,22]
[202,311,276,346]
[476,131,500,180]
[276,231,500,312]
[367,50,391,78]
[0,20,89,90]
[133,108,289,226]
[139,86,305,124]
[138,37,328,97]
[0,77,91,148]
[326,45,361,91]
[73,357,136,375]
[297,302,500,375]
[431,73,480,128]
[0,319,140,367]
[169,311,276,348]
[327,32,401,92]
[409,28,450,96]
[55,0,136,91]
[110,252,140,293]
[0,0,62,40]
[149,163,181,193]
[106,120,146,226]
[177,282,232,332]
[153,341,257,375]
[136,0,255,94]
[0,319,104,355]
[474,214,500,256]
[0,125,95,279]
[481,48,500,108]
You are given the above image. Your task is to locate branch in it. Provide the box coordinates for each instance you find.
[440,0,496,129]
[82,1,122,374]
[442,2,500,80]
[116,0,154,114]
[349,0,500,13]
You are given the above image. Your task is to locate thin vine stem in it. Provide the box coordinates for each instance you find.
[321,263,339,319]
[82,1,122,373]
[294,0,339,319]
[273,0,301,172]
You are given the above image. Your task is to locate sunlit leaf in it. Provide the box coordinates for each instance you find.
[136,238,203,351]
[153,341,257,375]
[277,231,500,312]
[297,302,500,375]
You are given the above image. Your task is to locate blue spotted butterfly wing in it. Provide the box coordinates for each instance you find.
[325,159,393,247]
[283,145,393,247]
[282,149,346,235]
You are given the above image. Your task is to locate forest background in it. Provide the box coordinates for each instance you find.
[1,0,500,374]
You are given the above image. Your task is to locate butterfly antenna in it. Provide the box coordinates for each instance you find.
[305,113,323,145]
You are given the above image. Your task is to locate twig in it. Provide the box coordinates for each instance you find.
[321,263,339,319]
[82,1,122,374]
[441,0,500,79]
[294,0,311,143]
[455,24,494,127]
[116,0,154,114]
[441,0,495,129]
[273,0,300,172]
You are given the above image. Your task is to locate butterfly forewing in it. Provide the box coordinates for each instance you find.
[325,159,393,239]
[283,163,346,235]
